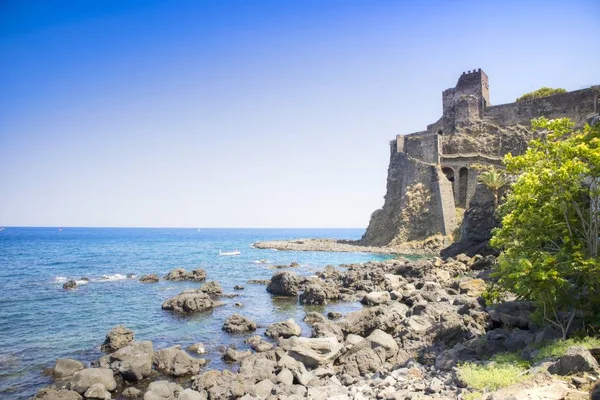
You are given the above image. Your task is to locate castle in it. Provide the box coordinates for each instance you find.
[361,69,600,249]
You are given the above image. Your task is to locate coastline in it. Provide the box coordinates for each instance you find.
[252,236,451,256]
[32,252,592,400]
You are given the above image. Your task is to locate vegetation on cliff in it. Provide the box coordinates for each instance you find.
[477,169,509,208]
[516,87,566,102]
[490,117,600,337]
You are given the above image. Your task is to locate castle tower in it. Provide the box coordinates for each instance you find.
[441,69,489,134]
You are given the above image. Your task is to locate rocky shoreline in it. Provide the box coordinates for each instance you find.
[34,256,599,400]
[252,236,451,256]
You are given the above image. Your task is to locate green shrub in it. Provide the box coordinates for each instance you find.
[516,87,566,102]
[533,337,600,363]
[490,352,531,369]
[457,362,529,391]
[464,392,483,400]
[490,119,600,338]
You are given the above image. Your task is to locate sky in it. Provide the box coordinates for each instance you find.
[0,0,599,228]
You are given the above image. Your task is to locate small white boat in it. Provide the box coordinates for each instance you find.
[219,250,241,256]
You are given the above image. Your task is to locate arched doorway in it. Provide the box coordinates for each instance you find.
[442,167,455,197]
[458,167,468,207]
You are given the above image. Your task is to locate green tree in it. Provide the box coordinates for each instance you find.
[516,87,566,102]
[490,117,600,338]
[478,169,509,208]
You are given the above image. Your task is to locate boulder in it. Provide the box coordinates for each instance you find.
[339,346,385,377]
[101,325,134,353]
[52,358,84,379]
[164,268,188,281]
[366,329,398,360]
[69,368,116,394]
[189,269,207,282]
[164,268,207,282]
[139,274,159,283]
[471,255,495,270]
[222,314,257,333]
[299,283,328,305]
[266,271,300,297]
[122,387,142,399]
[222,347,251,362]
[178,389,206,400]
[435,343,477,370]
[311,322,344,342]
[548,346,599,375]
[487,301,535,329]
[144,380,183,400]
[192,369,251,399]
[265,319,301,339]
[234,285,245,290]
[63,280,77,290]
[153,345,205,376]
[187,342,206,354]
[199,281,223,297]
[84,383,111,400]
[458,278,486,297]
[109,341,154,382]
[161,290,217,314]
[504,329,534,352]
[327,311,342,320]
[287,337,342,368]
[304,312,327,325]
[245,335,273,352]
[32,388,82,400]
[339,303,409,337]
[252,379,274,398]
[276,368,294,386]
[239,354,277,382]
[360,291,392,306]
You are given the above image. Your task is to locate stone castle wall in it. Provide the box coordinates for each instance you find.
[362,70,599,247]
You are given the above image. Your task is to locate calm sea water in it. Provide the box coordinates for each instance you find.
[0,227,391,399]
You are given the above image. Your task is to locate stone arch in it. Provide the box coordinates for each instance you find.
[441,167,455,182]
[458,167,468,207]
[442,167,456,199]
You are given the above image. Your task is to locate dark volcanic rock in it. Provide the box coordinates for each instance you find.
[162,289,219,314]
[199,280,223,297]
[153,345,205,376]
[139,274,159,283]
[108,341,154,382]
[266,271,300,297]
[222,314,257,333]
[63,280,77,290]
[100,325,134,353]
[164,268,207,282]
[265,319,301,338]
[52,358,84,379]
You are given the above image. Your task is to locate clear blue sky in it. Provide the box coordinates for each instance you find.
[0,0,598,228]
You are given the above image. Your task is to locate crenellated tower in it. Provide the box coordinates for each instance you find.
[441,69,490,134]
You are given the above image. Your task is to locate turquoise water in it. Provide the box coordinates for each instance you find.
[0,228,389,399]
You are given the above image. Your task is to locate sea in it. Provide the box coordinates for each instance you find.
[0,227,394,399]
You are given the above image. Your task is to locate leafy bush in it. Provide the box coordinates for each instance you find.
[533,337,600,363]
[490,118,600,337]
[516,87,566,102]
[457,362,529,391]
[463,392,483,400]
[490,352,531,369]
